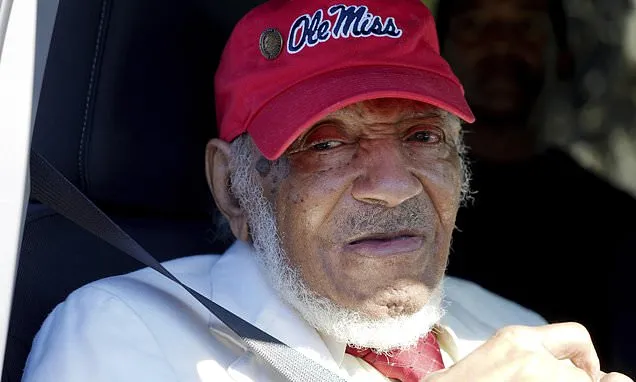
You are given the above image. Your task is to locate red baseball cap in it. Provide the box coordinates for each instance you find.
[215,0,475,160]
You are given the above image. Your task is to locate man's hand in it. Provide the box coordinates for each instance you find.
[601,373,634,382]
[424,323,634,382]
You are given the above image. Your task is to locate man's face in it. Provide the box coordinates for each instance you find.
[257,99,463,320]
[442,0,550,125]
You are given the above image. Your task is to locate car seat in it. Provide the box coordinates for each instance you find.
[2,0,264,380]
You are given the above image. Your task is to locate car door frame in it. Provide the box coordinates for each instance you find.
[0,0,37,374]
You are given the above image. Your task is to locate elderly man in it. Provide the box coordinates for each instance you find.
[21,0,632,381]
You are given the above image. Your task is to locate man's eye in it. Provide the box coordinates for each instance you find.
[406,129,443,144]
[311,141,344,151]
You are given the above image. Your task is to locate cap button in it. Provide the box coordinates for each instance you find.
[259,28,283,60]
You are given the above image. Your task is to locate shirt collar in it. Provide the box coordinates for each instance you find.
[319,333,347,366]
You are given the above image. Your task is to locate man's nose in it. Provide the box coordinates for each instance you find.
[351,142,423,208]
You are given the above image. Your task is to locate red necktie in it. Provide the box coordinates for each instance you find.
[345,332,445,382]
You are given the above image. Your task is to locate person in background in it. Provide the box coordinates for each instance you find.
[436,0,636,373]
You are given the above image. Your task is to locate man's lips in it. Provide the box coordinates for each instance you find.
[344,232,424,257]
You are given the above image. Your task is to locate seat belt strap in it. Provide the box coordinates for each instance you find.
[29,150,349,382]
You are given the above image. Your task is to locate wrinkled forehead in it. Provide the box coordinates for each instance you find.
[320,99,445,125]
[450,0,549,15]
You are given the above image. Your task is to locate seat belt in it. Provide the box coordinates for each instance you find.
[29,150,349,382]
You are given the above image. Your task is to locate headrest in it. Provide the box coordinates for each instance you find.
[32,0,266,218]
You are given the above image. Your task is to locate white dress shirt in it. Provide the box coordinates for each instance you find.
[22,241,547,382]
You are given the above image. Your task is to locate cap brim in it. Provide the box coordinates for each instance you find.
[248,65,475,160]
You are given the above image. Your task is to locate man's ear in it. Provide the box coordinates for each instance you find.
[205,139,250,242]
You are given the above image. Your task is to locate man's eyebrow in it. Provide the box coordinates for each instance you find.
[302,118,344,137]
[287,118,343,152]
[310,117,342,128]
[398,110,444,123]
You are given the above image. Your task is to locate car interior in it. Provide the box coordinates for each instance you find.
[2,0,265,380]
[2,0,635,381]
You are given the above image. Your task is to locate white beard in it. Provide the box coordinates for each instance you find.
[229,136,445,352]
